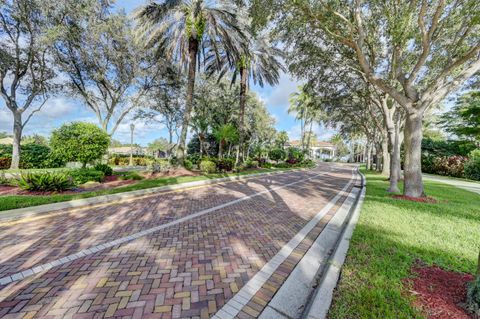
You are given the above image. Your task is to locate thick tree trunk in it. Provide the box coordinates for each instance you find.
[366,142,372,170]
[403,112,424,197]
[10,111,22,170]
[236,66,248,166]
[381,137,390,176]
[375,143,382,171]
[388,119,401,193]
[176,39,198,163]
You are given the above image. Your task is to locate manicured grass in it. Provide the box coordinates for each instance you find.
[329,170,480,319]
[0,168,294,212]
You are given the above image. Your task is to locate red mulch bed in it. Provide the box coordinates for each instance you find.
[404,262,475,319]
[391,194,439,203]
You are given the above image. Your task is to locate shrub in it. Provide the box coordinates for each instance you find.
[261,162,273,169]
[301,159,316,168]
[94,164,113,176]
[148,159,172,173]
[199,160,216,174]
[20,144,51,169]
[69,169,105,185]
[269,148,286,163]
[466,276,480,317]
[17,172,74,192]
[273,162,291,168]
[50,122,110,167]
[245,160,259,169]
[186,154,201,165]
[286,147,304,164]
[184,159,193,170]
[0,157,11,169]
[464,150,480,181]
[432,155,468,177]
[119,171,144,180]
[216,158,234,172]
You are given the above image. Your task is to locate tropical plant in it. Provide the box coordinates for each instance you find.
[50,122,110,168]
[216,158,234,172]
[17,172,74,192]
[148,159,172,173]
[464,150,480,181]
[213,123,239,159]
[93,164,113,176]
[208,33,285,163]
[135,0,248,162]
[119,171,144,181]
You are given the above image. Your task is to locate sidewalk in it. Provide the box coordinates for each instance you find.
[423,173,480,195]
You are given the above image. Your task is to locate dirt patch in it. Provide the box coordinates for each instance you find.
[391,194,439,203]
[0,185,21,195]
[404,262,475,319]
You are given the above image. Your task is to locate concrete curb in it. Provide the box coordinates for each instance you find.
[302,169,366,319]
[0,168,308,222]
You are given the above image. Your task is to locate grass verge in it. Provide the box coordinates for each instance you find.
[0,168,295,212]
[328,169,480,319]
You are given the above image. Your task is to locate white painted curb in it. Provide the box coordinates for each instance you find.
[302,169,366,319]
[0,168,308,222]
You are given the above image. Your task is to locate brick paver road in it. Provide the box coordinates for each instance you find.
[0,163,358,319]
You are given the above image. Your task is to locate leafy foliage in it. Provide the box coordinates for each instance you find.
[93,164,113,176]
[17,172,74,192]
[466,276,480,316]
[431,156,468,178]
[69,169,105,185]
[268,148,286,163]
[148,159,172,173]
[464,150,480,181]
[286,147,305,164]
[50,122,110,167]
[216,158,234,172]
[183,159,193,170]
[440,91,480,142]
[199,160,216,174]
[119,171,144,181]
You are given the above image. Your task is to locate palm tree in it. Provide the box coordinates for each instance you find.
[135,0,247,163]
[214,123,238,159]
[208,33,285,163]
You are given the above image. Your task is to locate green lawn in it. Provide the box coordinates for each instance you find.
[329,170,480,319]
[0,168,292,212]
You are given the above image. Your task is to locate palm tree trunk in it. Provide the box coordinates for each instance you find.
[236,66,248,165]
[176,38,199,163]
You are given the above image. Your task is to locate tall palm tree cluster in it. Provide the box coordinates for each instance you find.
[135,0,285,164]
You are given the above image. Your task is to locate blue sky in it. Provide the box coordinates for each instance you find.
[0,0,335,146]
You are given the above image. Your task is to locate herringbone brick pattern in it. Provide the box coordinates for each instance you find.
[0,164,354,318]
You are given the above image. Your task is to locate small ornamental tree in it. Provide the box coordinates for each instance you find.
[269,148,286,163]
[50,122,110,168]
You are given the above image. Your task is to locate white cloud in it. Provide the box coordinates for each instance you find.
[264,73,303,110]
[36,97,78,119]
[287,123,336,142]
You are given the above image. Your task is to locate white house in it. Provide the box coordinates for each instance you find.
[286,140,336,160]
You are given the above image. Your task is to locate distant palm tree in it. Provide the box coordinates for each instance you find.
[207,33,285,163]
[214,123,238,159]
[135,0,247,162]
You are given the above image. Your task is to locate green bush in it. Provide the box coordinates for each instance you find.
[184,159,193,170]
[94,164,113,176]
[50,122,110,167]
[199,160,216,174]
[269,148,286,163]
[466,276,480,317]
[273,162,291,168]
[119,171,144,180]
[19,144,51,169]
[69,169,105,185]
[286,147,305,164]
[464,150,480,181]
[186,154,201,165]
[148,159,172,173]
[245,160,259,169]
[17,172,74,192]
[0,157,11,169]
[216,158,234,172]
[261,162,273,169]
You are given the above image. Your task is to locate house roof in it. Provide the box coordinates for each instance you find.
[286,140,335,148]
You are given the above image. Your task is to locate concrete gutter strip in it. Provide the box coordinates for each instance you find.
[0,168,306,222]
[302,170,366,319]
[259,168,363,319]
